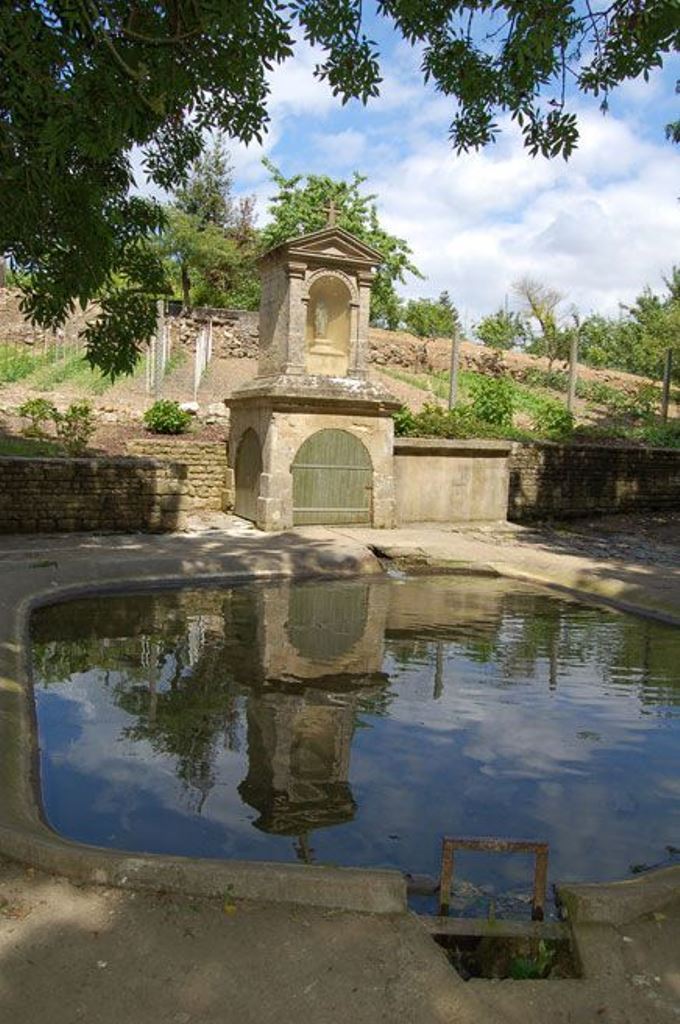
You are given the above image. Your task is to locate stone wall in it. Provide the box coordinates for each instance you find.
[393,438,511,523]
[125,440,229,512]
[0,288,93,347]
[0,457,187,533]
[509,442,680,520]
[166,306,259,359]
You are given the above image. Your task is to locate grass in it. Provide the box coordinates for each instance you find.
[28,351,113,394]
[0,342,153,396]
[0,436,64,457]
[384,365,556,421]
[0,345,53,384]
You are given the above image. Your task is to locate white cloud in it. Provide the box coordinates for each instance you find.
[309,129,367,168]
[365,103,680,318]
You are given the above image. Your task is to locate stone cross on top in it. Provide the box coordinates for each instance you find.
[324,199,337,226]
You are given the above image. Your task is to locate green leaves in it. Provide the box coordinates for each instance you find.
[260,162,422,323]
[403,293,460,339]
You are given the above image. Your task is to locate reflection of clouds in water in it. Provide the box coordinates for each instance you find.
[39,670,264,851]
[380,652,652,782]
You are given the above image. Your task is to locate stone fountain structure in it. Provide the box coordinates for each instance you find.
[227,206,399,530]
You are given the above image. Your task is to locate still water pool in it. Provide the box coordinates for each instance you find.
[30,576,680,915]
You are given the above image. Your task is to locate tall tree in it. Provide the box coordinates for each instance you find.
[513,277,572,369]
[2,2,677,373]
[175,138,235,230]
[261,162,422,325]
[160,140,259,310]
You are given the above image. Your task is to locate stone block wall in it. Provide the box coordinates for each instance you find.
[393,438,511,523]
[509,442,680,520]
[125,440,229,512]
[0,457,188,534]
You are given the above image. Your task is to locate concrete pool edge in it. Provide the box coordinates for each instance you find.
[0,528,406,914]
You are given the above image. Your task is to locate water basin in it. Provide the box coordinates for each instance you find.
[30,575,680,916]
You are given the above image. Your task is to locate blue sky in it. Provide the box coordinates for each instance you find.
[168,13,680,327]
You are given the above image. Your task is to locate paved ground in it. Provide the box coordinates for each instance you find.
[2,855,678,1024]
[1,513,679,1023]
[340,511,680,626]
[0,856,498,1024]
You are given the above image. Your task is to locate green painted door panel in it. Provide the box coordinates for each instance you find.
[292,429,372,526]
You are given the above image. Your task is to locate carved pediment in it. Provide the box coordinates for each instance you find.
[261,227,382,269]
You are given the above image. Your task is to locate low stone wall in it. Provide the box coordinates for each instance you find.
[125,439,229,512]
[0,457,187,533]
[393,438,512,523]
[509,442,680,520]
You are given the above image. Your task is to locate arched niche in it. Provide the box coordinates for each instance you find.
[234,429,262,523]
[305,275,351,376]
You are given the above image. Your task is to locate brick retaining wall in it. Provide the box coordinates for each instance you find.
[509,442,680,520]
[0,457,187,533]
[125,440,229,512]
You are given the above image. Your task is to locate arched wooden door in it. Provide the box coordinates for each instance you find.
[234,429,262,523]
[292,429,372,526]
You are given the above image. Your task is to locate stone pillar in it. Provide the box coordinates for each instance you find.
[348,298,362,377]
[285,262,307,374]
[257,411,294,530]
[354,271,374,379]
[370,416,396,528]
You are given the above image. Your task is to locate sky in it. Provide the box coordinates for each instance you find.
[151,11,680,329]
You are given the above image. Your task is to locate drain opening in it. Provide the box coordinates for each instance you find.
[432,928,580,981]
[419,833,580,980]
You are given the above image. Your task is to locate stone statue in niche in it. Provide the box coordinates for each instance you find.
[313,297,330,341]
[306,277,351,376]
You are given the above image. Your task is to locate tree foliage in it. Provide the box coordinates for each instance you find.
[475,307,528,350]
[261,161,422,324]
[403,292,460,339]
[1,2,677,372]
[159,139,259,310]
[580,267,680,380]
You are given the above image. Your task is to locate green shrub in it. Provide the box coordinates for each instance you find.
[53,401,96,455]
[18,397,58,438]
[392,402,500,440]
[143,399,192,435]
[535,399,575,440]
[519,367,568,392]
[637,421,680,449]
[622,383,659,419]
[393,406,418,436]
[468,375,514,427]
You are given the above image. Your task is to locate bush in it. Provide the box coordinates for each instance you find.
[535,399,574,440]
[637,421,680,449]
[18,397,58,438]
[392,402,499,440]
[468,375,514,427]
[520,367,568,392]
[393,406,418,436]
[623,383,659,419]
[143,400,192,435]
[54,401,96,455]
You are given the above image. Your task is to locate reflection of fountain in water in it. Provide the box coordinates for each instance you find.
[238,580,390,851]
[238,690,359,842]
